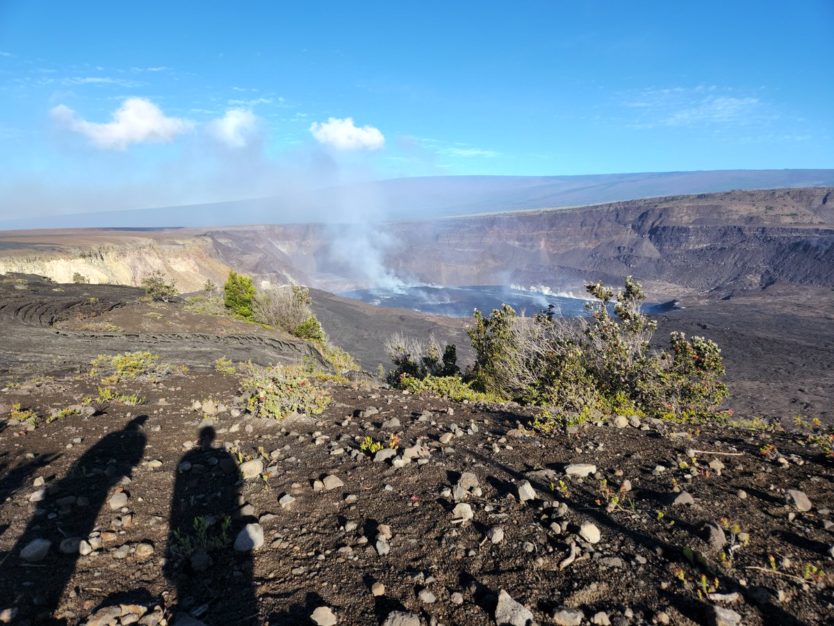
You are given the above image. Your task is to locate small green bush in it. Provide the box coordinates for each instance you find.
[240,363,332,420]
[214,357,236,374]
[320,343,360,374]
[294,316,326,342]
[390,277,729,427]
[142,271,178,302]
[72,272,89,284]
[90,351,160,382]
[224,271,256,320]
[399,374,502,404]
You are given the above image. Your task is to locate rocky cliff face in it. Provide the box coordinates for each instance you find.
[213,187,834,296]
[1,188,832,297]
[0,233,232,292]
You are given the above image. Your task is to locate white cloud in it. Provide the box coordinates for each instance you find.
[444,146,499,158]
[208,108,258,148]
[61,76,143,87]
[309,117,384,150]
[623,86,765,128]
[664,96,760,126]
[228,97,273,107]
[51,97,193,150]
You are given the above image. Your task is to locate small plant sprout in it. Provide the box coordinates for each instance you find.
[360,436,384,454]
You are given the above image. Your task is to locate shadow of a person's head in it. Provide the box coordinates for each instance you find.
[198,425,216,450]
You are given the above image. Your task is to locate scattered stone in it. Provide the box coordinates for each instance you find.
[0,608,18,624]
[311,606,337,626]
[113,544,131,559]
[135,542,154,560]
[439,432,454,444]
[322,475,344,491]
[613,415,629,428]
[591,612,611,626]
[376,537,391,556]
[737,489,747,500]
[487,526,505,544]
[234,523,264,552]
[450,592,464,605]
[374,448,397,463]
[452,503,473,523]
[458,472,479,491]
[495,589,534,626]
[382,417,401,429]
[279,493,295,509]
[708,459,725,474]
[59,537,84,555]
[371,582,386,596]
[452,484,470,502]
[28,488,46,503]
[418,589,436,604]
[108,491,129,510]
[240,459,263,480]
[381,611,422,626]
[20,538,51,562]
[710,606,742,626]
[579,522,601,544]
[787,489,812,512]
[517,480,538,503]
[701,522,727,552]
[672,491,694,506]
[553,608,583,626]
[565,463,596,478]
[708,592,741,604]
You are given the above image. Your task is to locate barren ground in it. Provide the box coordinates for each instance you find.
[0,275,833,625]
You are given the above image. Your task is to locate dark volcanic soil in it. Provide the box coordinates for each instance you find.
[1,274,833,626]
[1,367,833,625]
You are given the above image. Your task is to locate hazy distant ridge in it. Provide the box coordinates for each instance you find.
[4,169,834,230]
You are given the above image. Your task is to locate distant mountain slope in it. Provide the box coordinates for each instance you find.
[1,187,832,297]
[3,169,834,229]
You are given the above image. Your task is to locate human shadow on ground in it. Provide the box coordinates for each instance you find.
[1,415,147,625]
[165,426,258,626]
[0,450,60,510]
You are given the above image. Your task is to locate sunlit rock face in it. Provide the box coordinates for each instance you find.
[1,188,832,299]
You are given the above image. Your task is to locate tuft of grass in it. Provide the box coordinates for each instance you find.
[399,374,503,404]
[10,402,37,425]
[214,357,236,375]
[240,363,331,420]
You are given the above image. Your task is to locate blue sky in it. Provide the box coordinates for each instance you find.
[1,0,832,217]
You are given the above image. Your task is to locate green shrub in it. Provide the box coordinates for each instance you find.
[240,363,332,420]
[467,304,517,395]
[90,351,160,382]
[141,271,178,302]
[214,357,236,374]
[320,343,360,374]
[223,271,256,320]
[72,272,89,284]
[294,316,326,342]
[10,402,37,425]
[399,374,502,404]
[387,278,728,425]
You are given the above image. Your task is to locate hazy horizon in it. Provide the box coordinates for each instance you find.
[1,2,832,224]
